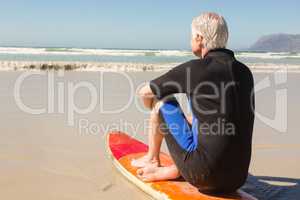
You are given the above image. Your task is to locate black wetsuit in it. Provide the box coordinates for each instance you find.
[150,48,255,194]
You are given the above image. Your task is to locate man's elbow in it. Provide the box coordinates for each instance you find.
[138,89,147,98]
[138,84,154,98]
[138,84,156,109]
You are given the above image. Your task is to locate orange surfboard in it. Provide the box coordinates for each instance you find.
[106,131,257,200]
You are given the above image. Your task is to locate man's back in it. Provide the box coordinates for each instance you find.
[190,49,255,191]
[149,48,255,192]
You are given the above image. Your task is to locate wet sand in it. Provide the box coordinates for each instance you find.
[0,71,300,200]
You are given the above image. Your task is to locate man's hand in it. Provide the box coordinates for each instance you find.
[138,83,156,110]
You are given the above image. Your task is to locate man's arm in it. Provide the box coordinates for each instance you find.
[139,83,194,124]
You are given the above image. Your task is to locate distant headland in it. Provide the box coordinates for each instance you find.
[249,33,300,52]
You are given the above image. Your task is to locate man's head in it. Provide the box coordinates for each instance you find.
[191,12,229,58]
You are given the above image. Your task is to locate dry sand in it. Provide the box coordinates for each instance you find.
[0,71,299,200]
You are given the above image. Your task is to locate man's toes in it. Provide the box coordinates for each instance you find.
[137,168,144,176]
[142,174,156,182]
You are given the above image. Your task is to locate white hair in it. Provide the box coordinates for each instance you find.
[192,12,229,50]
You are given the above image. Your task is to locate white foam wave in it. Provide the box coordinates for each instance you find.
[1,46,300,69]
[236,52,300,59]
[1,47,299,60]
[0,60,299,73]
[0,47,192,57]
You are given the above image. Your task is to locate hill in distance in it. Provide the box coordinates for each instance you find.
[249,33,300,52]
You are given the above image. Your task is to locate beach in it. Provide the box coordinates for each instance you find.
[1,0,299,199]
[0,70,299,200]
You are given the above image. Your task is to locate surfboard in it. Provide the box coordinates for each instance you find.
[106,131,257,200]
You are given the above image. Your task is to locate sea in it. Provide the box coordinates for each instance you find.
[0,47,300,72]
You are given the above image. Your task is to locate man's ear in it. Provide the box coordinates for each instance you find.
[196,34,203,43]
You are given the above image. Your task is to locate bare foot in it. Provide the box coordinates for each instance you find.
[131,155,160,168]
[137,164,180,182]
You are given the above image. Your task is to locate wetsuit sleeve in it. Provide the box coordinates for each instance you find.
[150,61,193,100]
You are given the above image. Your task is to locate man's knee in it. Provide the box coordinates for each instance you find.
[151,95,179,127]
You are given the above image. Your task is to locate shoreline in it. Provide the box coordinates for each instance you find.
[0,60,299,73]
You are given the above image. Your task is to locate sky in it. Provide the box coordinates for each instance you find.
[0,0,299,50]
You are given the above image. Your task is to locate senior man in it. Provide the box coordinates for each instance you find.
[132,12,255,194]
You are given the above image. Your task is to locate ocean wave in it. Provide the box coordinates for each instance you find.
[0,47,192,57]
[236,52,300,59]
[0,47,300,61]
[0,60,299,73]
